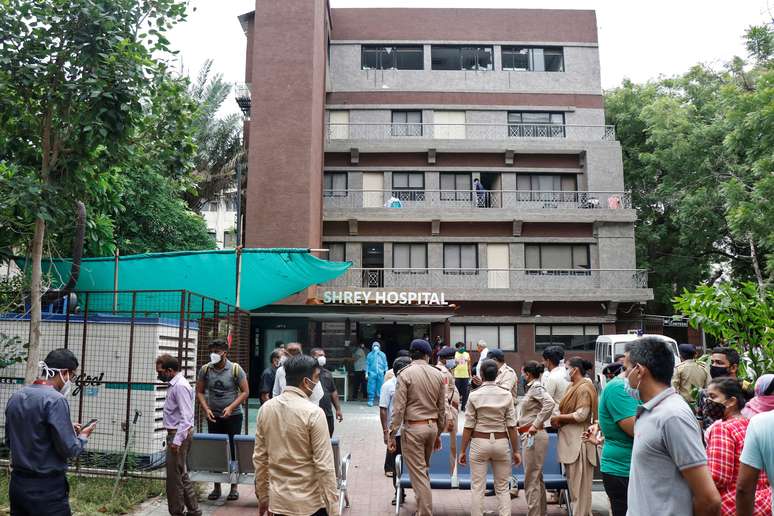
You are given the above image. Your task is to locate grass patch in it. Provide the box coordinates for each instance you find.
[0,470,164,515]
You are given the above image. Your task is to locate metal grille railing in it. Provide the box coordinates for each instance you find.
[323,190,632,210]
[326,123,617,141]
[323,268,649,290]
[0,289,250,478]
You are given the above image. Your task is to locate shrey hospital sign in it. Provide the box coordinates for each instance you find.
[322,290,449,306]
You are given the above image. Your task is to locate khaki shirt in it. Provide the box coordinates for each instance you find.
[389,359,447,437]
[253,386,339,516]
[464,382,518,432]
[671,359,709,403]
[517,380,555,429]
[495,364,519,402]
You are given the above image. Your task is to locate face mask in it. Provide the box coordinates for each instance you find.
[703,398,728,421]
[566,367,576,379]
[445,359,457,370]
[624,374,641,401]
[317,356,327,367]
[303,377,318,396]
[209,352,222,365]
[59,371,72,397]
[157,372,170,383]
[710,366,730,379]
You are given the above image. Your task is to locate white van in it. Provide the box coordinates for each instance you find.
[594,333,680,389]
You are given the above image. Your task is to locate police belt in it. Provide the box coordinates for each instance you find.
[406,419,437,426]
[472,431,508,439]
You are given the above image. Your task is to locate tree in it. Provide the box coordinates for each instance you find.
[0,0,188,382]
[674,283,773,380]
[605,27,774,312]
[183,60,244,213]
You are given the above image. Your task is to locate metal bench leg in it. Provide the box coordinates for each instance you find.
[562,489,574,516]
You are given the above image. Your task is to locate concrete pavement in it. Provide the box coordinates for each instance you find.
[133,401,611,515]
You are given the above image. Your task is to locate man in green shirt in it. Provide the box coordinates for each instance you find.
[597,344,641,516]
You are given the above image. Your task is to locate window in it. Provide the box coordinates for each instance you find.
[516,174,577,192]
[362,45,423,70]
[324,242,346,262]
[535,325,600,351]
[440,173,473,201]
[323,172,347,197]
[393,243,427,270]
[508,112,565,138]
[450,325,517,351]
[502,46,564,72]
[223,231,237,249]
[525,244,590,270]
[225,193,238,212]
[431,45,493,71]
[206,200,219,212]
[392,172,424,201]
[391,110,423,137]
[444,244,478,273]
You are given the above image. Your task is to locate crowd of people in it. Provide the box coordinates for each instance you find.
[5,336,773,516]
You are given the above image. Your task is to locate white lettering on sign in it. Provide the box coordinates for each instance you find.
[322,291,449,306]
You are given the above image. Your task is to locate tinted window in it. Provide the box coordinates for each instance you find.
[432,46,493,70]
[502,47,564,72]
[362,45,423,70]
[431,46,460,70]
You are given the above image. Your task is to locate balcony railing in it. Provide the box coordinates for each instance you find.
[326,123,616,142]
[323,190,632,210]
[322,268,649,290]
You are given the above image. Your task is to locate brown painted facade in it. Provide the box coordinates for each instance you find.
[329,8,599,44]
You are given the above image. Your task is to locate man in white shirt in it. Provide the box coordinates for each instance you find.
[475,340,489,377]
[541,345,569,405]
[272,342,323,404]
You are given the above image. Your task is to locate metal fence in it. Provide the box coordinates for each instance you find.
[0,289,250,478]
[323,190,632,210]
[326,122,617,141]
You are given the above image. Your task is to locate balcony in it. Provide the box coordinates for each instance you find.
[320,268,651,302]
[326,122,616,142]
[324,190,631,210]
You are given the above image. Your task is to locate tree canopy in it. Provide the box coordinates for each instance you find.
[605,25,774,312]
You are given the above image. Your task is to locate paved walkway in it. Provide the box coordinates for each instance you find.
[134,401,611,515]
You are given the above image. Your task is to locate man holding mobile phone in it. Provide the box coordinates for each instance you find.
[5,349,94,515]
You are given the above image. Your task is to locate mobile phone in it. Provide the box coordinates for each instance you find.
[82,418,98,429]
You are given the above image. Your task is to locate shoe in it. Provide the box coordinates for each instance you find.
[227,489,239,501]
[390,494,406,505]
[367,401,374,407]
[207,489,221,500]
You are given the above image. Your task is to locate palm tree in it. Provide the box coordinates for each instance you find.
[184,60,244,212]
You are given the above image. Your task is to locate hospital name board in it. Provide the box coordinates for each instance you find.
[322,290,448,306]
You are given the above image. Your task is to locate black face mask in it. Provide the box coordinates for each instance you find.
[703,397,727,421]
[710,365,730,379]
[157,372,170,383]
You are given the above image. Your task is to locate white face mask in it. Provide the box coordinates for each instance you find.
[209,352,222,365]
[39,361,72,396]
[60,371,72,397]
[317,356,327,367]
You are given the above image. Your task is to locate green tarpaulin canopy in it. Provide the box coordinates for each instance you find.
[19,248,350,311]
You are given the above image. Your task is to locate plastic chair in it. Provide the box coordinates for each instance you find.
[395,433,453,514]
[233,434,256,484]
[187,433,233,484]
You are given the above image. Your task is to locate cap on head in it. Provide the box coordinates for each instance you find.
[438,346,456,359]
[397,349,410,357]
[44,348,79,371]
[209,339,228,352]
[410,339,432,356]
[487,348,505,362]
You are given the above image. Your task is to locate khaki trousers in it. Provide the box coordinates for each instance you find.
[521,431,549,516]
[402,423,437,516]
[564,454,594,516]
[165,431,201,516]
[470,437,511,516]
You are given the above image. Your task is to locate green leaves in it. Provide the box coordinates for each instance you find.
[674,283,773,380]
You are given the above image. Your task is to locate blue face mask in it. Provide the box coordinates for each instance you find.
[624,374,641,401]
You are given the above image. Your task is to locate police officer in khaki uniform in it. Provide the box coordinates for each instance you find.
[517,360,556,516]
[489,349,518,403]
[389,339,447,516]
[671,343,709,405]
[459,359,521,516]
[436,346,461,474]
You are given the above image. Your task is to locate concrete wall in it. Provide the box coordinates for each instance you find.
[329,44,602,95]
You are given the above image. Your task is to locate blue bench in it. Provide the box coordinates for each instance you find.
[395,432,571,515]
[189,433,351,512]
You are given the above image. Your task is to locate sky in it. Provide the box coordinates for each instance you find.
[168,0,773,116]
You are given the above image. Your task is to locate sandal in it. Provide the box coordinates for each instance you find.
[207,489,221,501]
[227,490,240,501]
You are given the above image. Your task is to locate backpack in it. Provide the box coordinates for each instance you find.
[201,362,243,392]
